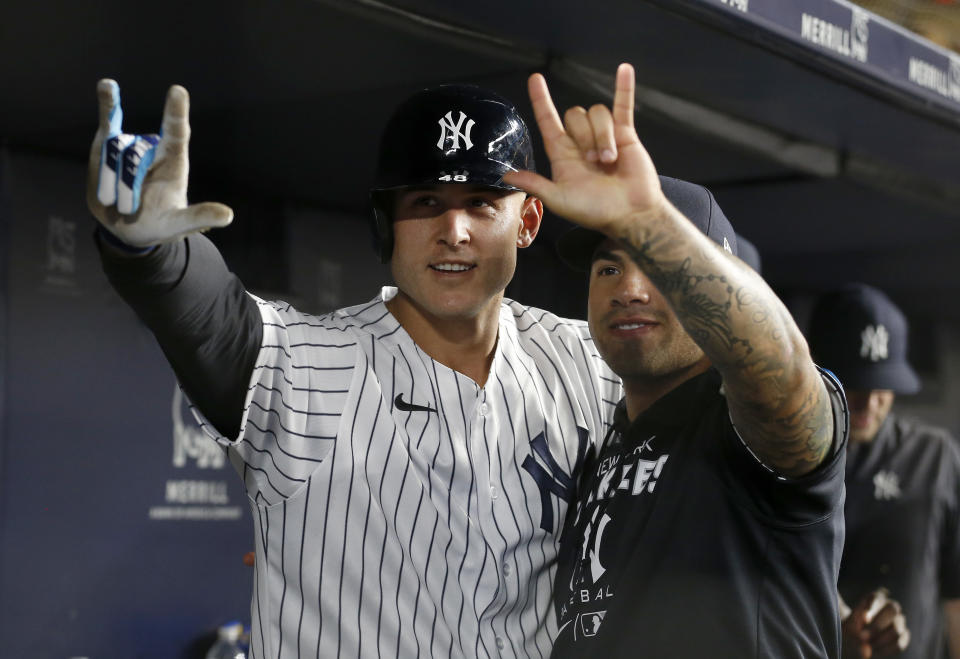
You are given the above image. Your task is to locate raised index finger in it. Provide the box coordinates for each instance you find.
[88,79,123,211]
[527,73,569,157]
[96,78,123,136]
[612,63,636,127]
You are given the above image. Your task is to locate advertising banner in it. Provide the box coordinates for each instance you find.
[696,0,960,112]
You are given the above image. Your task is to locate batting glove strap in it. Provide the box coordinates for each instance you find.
[95,225,157,255]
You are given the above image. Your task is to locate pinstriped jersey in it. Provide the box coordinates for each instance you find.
[192,286,621,658]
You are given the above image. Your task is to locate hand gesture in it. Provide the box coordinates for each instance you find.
[842,589,910,658]
[503,63,664,237]
[86,79,233,247]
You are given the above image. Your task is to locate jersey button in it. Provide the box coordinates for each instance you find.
[503,563,511,576]
[479,403,489,416]
[495,636,505,650]
[490,486,499,499]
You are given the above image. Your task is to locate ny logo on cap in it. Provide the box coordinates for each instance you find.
[860,324,889,362]
[437,110,475,151]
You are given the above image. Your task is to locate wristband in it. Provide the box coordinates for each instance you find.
[96,225,156,255]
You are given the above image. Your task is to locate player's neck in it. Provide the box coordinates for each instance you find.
[386,292,501,386]
[621,359,712,422]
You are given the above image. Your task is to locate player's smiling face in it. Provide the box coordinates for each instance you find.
[389,185,540,321]
[588,241,708,382]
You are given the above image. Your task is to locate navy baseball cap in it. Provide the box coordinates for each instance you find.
[807,283,920,394]
[556,175,738,271]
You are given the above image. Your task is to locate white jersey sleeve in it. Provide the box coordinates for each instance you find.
[191,295,358,505]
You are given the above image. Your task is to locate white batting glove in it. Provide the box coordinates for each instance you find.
[86,79,233,247]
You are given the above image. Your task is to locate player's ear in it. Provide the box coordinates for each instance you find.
[517,195,542,249]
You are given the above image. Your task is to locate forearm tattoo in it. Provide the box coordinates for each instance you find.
[619,226,833,476]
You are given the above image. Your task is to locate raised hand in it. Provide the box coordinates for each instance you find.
[86,79,233,247]
[502,63,664,238]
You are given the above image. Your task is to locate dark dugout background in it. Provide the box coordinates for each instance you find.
[1,152,253,657]
[2,0,960,655]
[0,148,397,656]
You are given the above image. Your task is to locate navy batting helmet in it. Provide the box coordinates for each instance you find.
[370,84,536,263]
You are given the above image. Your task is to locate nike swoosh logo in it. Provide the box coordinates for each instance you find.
[394,394,437,414]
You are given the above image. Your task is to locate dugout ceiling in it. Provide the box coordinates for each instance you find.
[1,0,959,319]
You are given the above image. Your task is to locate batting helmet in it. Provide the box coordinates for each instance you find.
[370,84,536,263]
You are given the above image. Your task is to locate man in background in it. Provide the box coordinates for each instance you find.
[808,283,960,658]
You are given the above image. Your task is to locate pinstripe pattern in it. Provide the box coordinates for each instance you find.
[193,287,621,658]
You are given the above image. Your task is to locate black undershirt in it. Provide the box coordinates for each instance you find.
[97,230,261,438]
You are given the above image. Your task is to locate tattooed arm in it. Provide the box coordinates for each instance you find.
[504,63,833,477]
[616,203,833,476]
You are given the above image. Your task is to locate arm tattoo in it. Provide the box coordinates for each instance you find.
[619,226,834,477]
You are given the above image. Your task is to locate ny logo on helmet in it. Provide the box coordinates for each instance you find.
[437,110,475,151]
[860,324,889,362]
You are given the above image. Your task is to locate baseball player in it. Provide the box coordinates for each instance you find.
[503,65,850,657]
[808,283,960,659]
[87,78,622,657]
